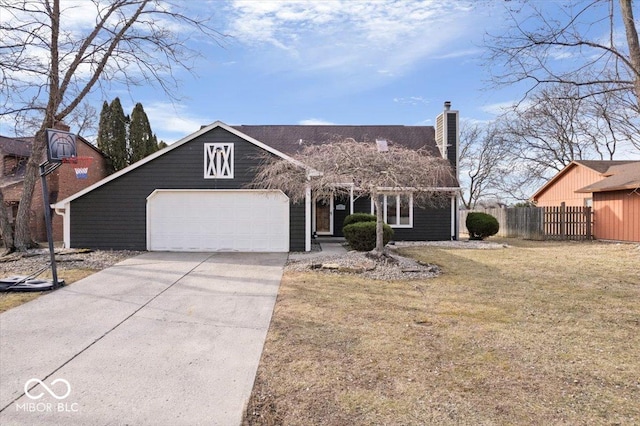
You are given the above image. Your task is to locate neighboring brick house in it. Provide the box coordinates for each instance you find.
[1,128,110,243]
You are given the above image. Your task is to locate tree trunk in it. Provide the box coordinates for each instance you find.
[14,128,48,251]
[0,190,14,254]
[620,0,640,109]
[374,193,384,252]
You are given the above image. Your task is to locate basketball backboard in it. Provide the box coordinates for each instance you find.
[46,128,77,162]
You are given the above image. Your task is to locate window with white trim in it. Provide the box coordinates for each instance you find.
[204,143,234,179]
[371,193,413,228]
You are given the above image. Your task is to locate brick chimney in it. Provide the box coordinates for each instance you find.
[53,121,71,132]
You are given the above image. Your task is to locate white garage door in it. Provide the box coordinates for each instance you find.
[147,190,289,252]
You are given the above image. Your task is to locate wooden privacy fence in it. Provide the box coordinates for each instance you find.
[543,203,592,240]
[460,203,593,240]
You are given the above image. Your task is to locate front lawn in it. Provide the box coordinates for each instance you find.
[244,239,640,425]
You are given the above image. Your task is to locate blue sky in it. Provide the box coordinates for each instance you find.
[2,0,630,153]
[113,0,516,144]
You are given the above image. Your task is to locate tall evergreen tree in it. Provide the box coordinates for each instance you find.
[97,98,159,171]
[129,102,156,164]
[97,101,110,152]
[108,98,128,171]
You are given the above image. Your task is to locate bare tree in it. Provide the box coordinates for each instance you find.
[502,85,593,174]
[66,102,99,141]
[251,139,456,253]
[487,83,640,202]
[486,0,640,112]
[459,121,511,209]
[0,190,14,255]
[0,0,225,251]
[500,83,640,173]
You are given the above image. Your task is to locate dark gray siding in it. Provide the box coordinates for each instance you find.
[332,196,350,237]
[70,127,304,250]
[446,111,459,239]
[352,196,452,241]
[447,112,457,171]
[289,202,306,251]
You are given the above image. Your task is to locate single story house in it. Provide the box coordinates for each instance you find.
[53,104,460,252]
[531,160,640,242]
[531,160,638,207]
[575,162,640,242]
[1,125,110,242]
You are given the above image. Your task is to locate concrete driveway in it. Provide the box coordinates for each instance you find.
[0,251,286,426]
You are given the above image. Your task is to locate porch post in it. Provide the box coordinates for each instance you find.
[450,195,456,241]
[349,184,354,214]
[305,184,311,252]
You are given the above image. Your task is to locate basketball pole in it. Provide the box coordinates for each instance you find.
[40,161,62,290]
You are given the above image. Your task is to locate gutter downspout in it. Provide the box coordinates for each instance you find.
[54,203,70,248]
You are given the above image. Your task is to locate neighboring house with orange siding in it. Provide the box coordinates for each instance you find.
[531,160,640,242]
[575,162,640,243]
[531,160,635,207]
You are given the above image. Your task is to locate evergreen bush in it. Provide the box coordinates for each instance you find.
[343,221,394,251]
[342,213,377,228]
[466,212,499,240]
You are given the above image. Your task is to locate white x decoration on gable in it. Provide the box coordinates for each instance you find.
[204,143,234,179]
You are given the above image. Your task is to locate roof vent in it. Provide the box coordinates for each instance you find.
[444,101,451,111]
[376,139,389,152]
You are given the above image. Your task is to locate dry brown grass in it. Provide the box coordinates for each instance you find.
[244,239,640,425]
[0,268,96,313]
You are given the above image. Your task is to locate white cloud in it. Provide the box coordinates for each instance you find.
[394,96,429,106]
[225,0,490,80]
[298,118,335,125]
[480,101,518,116]
[142,102,211,143]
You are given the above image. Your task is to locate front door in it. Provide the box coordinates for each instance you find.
[315,199,332,234]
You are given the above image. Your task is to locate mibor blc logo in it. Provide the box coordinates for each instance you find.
[25,378,71,400]
[16,378,78,413]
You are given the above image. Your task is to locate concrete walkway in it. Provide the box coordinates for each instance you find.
[288,239,348,261]
[0,251,286,426]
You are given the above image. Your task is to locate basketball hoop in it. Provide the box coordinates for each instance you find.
[61,156,93,179]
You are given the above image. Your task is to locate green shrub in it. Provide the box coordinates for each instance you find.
[343,221,394,251]
[342,213,377,228]
[466,212,499,240]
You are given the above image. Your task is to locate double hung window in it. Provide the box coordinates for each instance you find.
[371,193,412,228]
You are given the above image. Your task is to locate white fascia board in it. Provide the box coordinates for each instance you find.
[375,186,461,193]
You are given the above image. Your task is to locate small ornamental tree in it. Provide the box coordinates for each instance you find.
[251,139,456,253]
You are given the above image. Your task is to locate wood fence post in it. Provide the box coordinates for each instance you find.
[585,206,592,240]
[560,202,566,240]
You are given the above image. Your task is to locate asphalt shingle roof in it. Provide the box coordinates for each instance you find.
[576,161,640,193]
[573,160,637,174]
[0,135,32,157]
[231,125,440,156]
